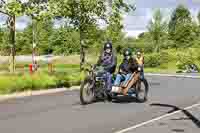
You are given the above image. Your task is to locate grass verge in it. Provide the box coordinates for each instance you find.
[0,71,82,95]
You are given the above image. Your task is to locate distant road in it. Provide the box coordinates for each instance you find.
[0,55,62,64]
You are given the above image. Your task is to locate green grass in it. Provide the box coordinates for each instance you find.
[144,68,176,74]
[0,71,82,95]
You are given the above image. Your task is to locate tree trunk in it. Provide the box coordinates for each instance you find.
[79,2,85,71]
[154,39,160,53]
[9,15,16,73]
[80,28,85,71]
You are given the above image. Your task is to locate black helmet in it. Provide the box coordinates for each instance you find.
[104,42,112,50]
[123,48,132,56]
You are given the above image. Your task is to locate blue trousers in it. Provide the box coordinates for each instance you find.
[114,73,132,86]
[139,65,144,80]
[104,72,112,91]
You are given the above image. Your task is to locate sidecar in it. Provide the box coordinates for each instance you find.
[110,71,149,103]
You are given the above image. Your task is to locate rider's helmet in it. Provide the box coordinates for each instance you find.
[123,48,132,60]
[104,41,112,54]
[136,50,142,58]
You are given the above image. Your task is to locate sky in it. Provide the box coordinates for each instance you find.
[0,0,200,37]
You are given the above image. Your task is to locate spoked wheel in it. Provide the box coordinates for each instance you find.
[80,76,95,105]
[135,78,149,103]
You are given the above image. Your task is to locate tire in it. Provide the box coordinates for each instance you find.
[80,76,95,105]
[135,78,149,103]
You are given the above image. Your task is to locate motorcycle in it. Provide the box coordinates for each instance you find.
[80,64,149,105]
[80,64,110,105]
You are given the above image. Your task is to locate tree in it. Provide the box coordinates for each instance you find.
[198,11,200,25]
[168,5,192,48]
[147,9,167,52]
[191,19,200,47]
[0,0,24,72]
[106,0,136,45]
[35,18,53,54]
[16,24,33,54]
[50,0,135,70]
[49,0,108,69]
[0,26,3,45]
[49,27,80,55]
[0,0,52,72]
[0,26,4,54]
[22,0,52,70]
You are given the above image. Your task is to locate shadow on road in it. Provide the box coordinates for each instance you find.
[171,129,185,132]
[112,96,138,104]
[150,103,200,128]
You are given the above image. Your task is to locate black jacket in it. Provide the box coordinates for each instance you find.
[119,57,138,74]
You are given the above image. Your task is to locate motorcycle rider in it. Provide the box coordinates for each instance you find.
[136,50,144,80]
[96,41,117,92]
[112,48,138,92]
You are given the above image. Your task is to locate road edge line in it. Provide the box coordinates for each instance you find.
[115,102,200,133]
[145,73,200,79]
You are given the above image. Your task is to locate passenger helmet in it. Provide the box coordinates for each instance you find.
[123,48,132,56]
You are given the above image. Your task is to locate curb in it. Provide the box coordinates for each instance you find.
[145,73,200,79]
[0,86,80,102]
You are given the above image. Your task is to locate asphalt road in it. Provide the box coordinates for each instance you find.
[0,76,200,133]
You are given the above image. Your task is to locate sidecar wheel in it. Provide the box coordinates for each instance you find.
[135,78,149,103]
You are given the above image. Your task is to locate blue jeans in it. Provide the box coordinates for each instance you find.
[139,65,144,80]
[104,72,112,91]
[114,73,132,86]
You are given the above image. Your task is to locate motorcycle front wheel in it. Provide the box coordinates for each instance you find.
[80,76,95,105]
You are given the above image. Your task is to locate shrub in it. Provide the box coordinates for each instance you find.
[145,53,161,67]
[176,48,196,70]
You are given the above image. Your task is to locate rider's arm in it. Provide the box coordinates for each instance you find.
[104,53,117,72]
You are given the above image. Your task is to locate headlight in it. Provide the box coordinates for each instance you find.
[138,67,141,71]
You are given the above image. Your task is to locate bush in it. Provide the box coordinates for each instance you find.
[176,48,196,70]
[145,53,161,67]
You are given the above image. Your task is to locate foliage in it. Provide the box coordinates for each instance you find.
[144,53,161,67]
[176,48,200,70]
[50,27,80,55]
[147,9,167,53]
[168,5,193,48]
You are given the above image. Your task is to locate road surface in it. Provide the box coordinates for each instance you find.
[0,75,200,133]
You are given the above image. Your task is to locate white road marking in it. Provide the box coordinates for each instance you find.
[145,73,200,79]
[115,102,200,133]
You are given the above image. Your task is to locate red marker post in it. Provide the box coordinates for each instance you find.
[29,64,33,74]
